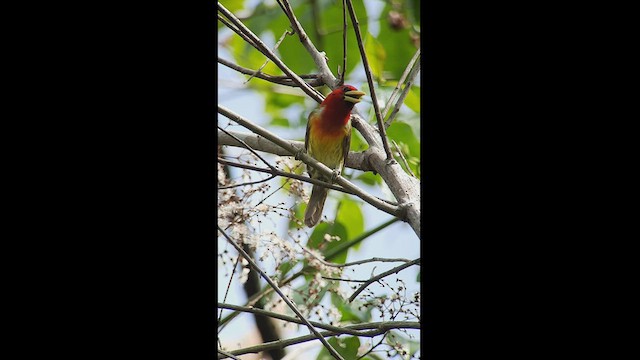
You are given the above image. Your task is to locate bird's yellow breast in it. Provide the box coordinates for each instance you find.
[307,115,350,171]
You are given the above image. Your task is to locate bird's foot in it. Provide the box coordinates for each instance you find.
[331,169,341,182]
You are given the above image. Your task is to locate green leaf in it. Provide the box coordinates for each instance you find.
[364,34,386,81]
[296,277,334,309]
[409,0,421,26]
[403,85,420,113]
[267,2,317,74]
[307,222,349,265]
[242,2,281,36]
[386,330,421,358]
[376,3,418,80]
[387,121,420,177]
[349,130,368,152]
[316,336,360,360]
[387,121,420,158]
[270,117,289,127]
[331,292,372,324]
[356,171,382,186]
[335,198,364,240]
[289,201,305,229]
[319,0,368,78]
[227,33,280,74]
[278,260,295,279]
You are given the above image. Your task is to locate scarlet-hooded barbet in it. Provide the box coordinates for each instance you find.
[304,85,365,227]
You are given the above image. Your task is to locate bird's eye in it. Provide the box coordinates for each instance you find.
[343,87,350,92]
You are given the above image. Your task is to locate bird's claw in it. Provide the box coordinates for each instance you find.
[294,149,305,160]
[331,169,341,182]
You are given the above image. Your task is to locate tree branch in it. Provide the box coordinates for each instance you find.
[217,349,242,360]
[345,0,394,161]
[218,57,324,87]
[217,321,420,359]
[218,105,400,217]
[218,129,374,172]
[218,302,375,337]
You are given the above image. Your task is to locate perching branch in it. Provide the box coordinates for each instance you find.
[218,225,346,360]
[217,129,374,172]
[218,105,400,218]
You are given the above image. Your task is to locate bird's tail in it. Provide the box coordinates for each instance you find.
[304,185,328,227]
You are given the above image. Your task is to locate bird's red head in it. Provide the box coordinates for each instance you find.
[323,85,366,108]
[315,85,366,129]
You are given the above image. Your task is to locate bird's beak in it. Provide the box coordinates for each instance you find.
[344,90,366,104]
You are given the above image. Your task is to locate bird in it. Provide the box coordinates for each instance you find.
[304,85,365,227]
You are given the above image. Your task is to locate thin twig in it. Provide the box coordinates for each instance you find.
[217,13,258,49]
[217,226,346,360]
[244,29,294,84]
[345,0,394,161]
[217,255,242,327]
[218,157,353,195]
[356,336,387,360]
[218,126,277,172]
[310,0,324,50]
[340,257,413,267]
[391,139,416,178]
[219,57,323,87]
[321,276,367,282]
[341,0,347,84]
[385,58,421,128]
[348,258,421,303]
[299,243,410,269]
[382,48,421,119]
[217,349,242,360]
[217,172,276,190]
